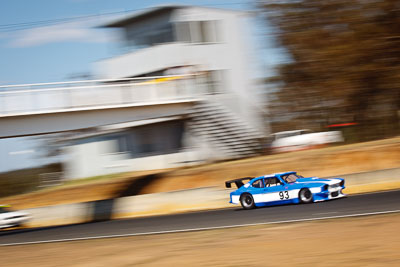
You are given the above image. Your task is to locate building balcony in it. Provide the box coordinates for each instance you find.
[0,74,209,117]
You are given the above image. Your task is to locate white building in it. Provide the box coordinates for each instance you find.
[63,5,269,179]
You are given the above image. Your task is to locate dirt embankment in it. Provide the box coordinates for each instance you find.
[2,137,400,209]
[2,213,400,266]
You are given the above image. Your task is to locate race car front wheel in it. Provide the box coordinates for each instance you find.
[240,193,255,210]
[299,188,313,204]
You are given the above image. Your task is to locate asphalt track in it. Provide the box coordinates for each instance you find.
[1,190,400,246]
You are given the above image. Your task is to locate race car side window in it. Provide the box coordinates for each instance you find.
[282,174,298,183]
[265,177,282,187]
[252,179,264,188]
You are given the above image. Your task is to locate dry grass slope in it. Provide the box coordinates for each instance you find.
[1,137,399,209]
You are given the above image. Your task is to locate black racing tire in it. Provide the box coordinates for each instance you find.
[299,188,313,204]
[240,193,255,210]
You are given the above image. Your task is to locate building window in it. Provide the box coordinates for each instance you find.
[116,135,128,153]
[121,120,185,158]
[176,20,221,44]
[206,70,225,94]
[200,20,219,43]
[125,23,175,50]
[175,21,191,43]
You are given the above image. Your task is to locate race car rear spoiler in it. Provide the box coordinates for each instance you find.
[225,177,254,189]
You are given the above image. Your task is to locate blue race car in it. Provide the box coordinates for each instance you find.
[225,171,345,209]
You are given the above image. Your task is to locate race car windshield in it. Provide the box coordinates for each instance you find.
[283,174,303,183]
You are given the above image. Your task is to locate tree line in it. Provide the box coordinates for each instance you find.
[260,0,400,141]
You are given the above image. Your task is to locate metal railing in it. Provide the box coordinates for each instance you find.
[0,74,210,116]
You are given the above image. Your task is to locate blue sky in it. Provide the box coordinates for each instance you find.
[0,0,269,85]
[0,0,285,172]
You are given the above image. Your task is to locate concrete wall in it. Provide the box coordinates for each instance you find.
[327,168,400,186]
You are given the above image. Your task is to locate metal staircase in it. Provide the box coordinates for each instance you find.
[188,100,266,159]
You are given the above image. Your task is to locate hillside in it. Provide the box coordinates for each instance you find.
[1,137,399,209]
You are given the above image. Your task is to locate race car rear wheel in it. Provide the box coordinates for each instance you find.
[240,193,255,210]
[299,188,313,204]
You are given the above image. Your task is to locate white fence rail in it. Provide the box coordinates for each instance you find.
[0,74,210,116]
